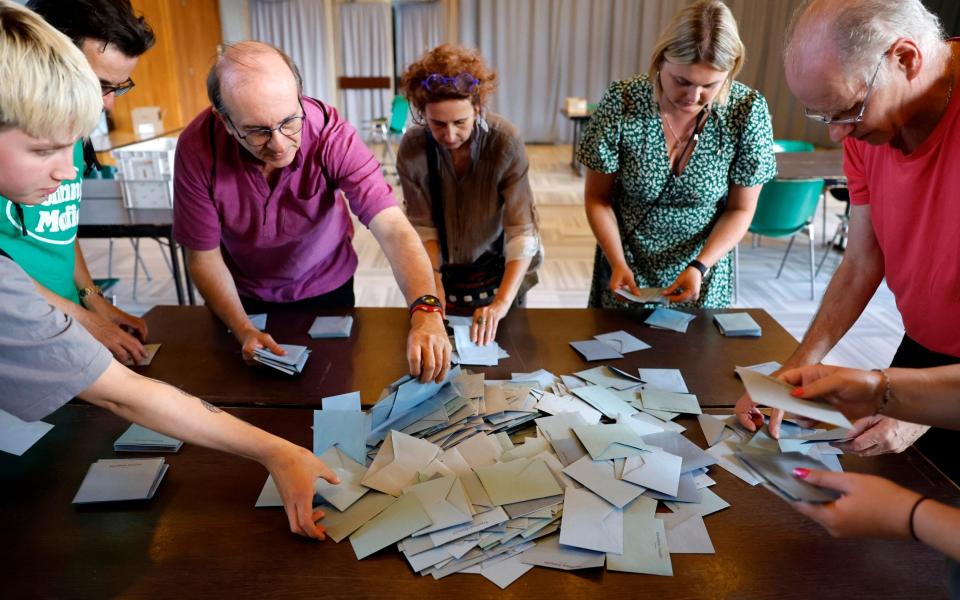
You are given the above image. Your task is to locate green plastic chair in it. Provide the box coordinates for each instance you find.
[368,95,410,179]
[734,178,825,301]
[772,139,815,153]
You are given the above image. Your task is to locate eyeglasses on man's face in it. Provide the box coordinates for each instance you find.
[225,98,306,147]
[804,52,886,126]
[101,78,135,98]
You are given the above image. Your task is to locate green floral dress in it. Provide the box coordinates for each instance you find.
[577,75,776,309]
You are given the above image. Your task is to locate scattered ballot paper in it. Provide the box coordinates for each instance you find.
[736,367,853,429]
[645,308,696,333]
[0,409,53,456]
[593,330,651,354]
[253,344,311,375]
[308,315,354,338]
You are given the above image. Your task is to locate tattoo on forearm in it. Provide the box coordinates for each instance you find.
[147,376,221,412]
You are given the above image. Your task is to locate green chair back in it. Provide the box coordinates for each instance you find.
[749,178,824,238]
[772,139,815,153]
[92,277,119,292]
[388,96,410,135]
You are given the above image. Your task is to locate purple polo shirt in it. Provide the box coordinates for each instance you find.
[173,97,397,302]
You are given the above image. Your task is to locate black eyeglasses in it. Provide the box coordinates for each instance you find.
[225,98,306,146]
[101,78,135,98]
[420,72,480,94]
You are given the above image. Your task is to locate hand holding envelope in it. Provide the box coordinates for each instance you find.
[736,367,854,429]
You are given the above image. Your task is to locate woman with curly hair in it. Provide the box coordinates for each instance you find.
[397,44,541,346]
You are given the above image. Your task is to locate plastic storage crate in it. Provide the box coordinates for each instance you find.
[111,136,177,209]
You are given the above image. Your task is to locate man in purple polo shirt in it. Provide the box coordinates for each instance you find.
[173,41,449,382]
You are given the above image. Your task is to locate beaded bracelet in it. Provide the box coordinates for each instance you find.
[872,368,894,415]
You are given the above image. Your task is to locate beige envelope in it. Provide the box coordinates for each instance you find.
[360,430,441,496]
[474,457,563,506]
[404,475,475,535]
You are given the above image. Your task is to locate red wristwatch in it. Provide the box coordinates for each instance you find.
[409,294,443,318]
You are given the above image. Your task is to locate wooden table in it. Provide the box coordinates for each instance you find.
[776,150,846,244]
[136,306,799,407]
[1,404,952,599]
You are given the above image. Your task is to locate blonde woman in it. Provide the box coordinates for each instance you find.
[579,0,775,308]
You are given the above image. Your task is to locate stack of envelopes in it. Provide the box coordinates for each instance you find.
[253,344,310,375]
[113,423,183,453]
[645,307,696,333]
[713,313,762,337]
[73,457,169,504]
[308,315,354,339]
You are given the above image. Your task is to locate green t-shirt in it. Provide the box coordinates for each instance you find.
[0,141,84,304]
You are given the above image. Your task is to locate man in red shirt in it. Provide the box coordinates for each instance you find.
[735,0,960,479]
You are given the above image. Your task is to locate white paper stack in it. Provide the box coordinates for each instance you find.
[73,457,169,504]
[253,344,311,375]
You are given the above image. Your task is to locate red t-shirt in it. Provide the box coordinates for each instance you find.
[844,91,960,357]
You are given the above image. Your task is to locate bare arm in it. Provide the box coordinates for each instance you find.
[422,238,446,311]
[584,168,640,294]
[72,240,148,339]
[664,183,761,302]
[368,207,451,383]
[792,469,960,562]
[186,247,284,361]
[736,204,885,435]
[784,363,960,430]
[80,360,338,539]
[32,268,147,363]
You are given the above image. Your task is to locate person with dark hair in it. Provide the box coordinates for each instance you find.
[173,41,451,383]
[0,0,156,365]
[396,44,542,346]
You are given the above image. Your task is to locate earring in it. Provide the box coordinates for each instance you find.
[477,113,489,132]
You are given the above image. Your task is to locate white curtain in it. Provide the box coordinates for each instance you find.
[250,0,337,106]
[458,0,832,146]
[338,2,393,130]
[396,1,447,77]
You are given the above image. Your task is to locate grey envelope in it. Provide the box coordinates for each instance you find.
[736,451,842,503]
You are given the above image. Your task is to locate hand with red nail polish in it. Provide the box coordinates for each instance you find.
[779,364,885,421]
